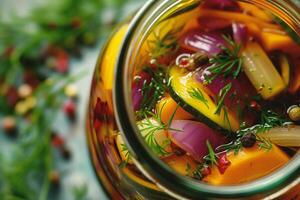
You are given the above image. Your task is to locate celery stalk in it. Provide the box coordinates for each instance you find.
[260,126,300,147]
[242,41,286,99]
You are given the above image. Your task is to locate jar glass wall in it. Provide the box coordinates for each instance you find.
[86,0,300,199]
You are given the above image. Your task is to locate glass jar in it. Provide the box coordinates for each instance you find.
[86,0,300,199]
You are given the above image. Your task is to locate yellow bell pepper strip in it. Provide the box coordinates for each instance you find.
[259,31,300,56]
[156,96,194,125]
[242,41,286,99]
[169,66,240,132]
[238,2,273,23]
[204,145,289,185]
[100,24,129,91]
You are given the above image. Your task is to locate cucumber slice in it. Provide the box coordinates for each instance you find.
[168,66,239,132]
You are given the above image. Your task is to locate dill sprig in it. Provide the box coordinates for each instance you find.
[147,24,183,59]
[214,83,232,115]
[188,88,209,109]
[204,140,218,165]
[136,66,168,118]
[204,35,243,84]
[138,102,179,156]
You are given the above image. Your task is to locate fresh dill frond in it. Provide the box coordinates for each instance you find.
[137,101,179,156]
[257,137,273,151]
[136,66,168,118]
[204,35,243,84]
[147,24,183,59]
[188,88,209,109]
[214,83,232,115]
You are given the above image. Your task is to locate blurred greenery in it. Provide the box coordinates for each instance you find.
[0,0,137,199]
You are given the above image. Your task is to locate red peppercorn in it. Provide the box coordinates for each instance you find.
[250,100,261,110]
[51,133,65,147]
[55,54,69,73]
[179,58,190,68]
[5,86,19,107]
[201,166,211,176]
[217,152,231,174]
[63,99,76,121]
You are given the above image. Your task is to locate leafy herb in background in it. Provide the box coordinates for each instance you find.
[0,0,134,199]
[136,66,168,118]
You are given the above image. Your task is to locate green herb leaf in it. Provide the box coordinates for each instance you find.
[214,83,232,115]
[188,88,209,109]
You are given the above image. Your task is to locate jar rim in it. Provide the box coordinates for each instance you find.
[113,0,300,198]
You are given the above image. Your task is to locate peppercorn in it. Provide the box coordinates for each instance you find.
[63,99,77,121]
[1,116,17,136]
[60,146,72,160]
[287,105,300,122]
[191,52,209,66]
[241,132,256,148]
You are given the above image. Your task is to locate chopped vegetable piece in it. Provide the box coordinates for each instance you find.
[279,54,290,87]
[198,9,281,30]
[204,145,289,185]
[169,120,227,161]
[198,17,231,31]
[259,31,300,56]
[156,96,193,125]
[288,59,300,93]
[163,154,197,176]
[169,66,240,131]
[137,118,172,156]
[242,41,286,99]
[232,22,247,45]
[238,2,273,23]
[260,126,300,147]
[202,0,240,11]
[180,30,226,56]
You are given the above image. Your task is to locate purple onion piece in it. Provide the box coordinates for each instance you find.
[203,0,240,11]
[232,22,248,45]
[198,17,231,31]
[181,30,227,56]
[169,120,227,161]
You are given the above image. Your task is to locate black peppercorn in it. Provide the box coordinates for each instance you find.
[60,146,72,160]
[241,132,256,148]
